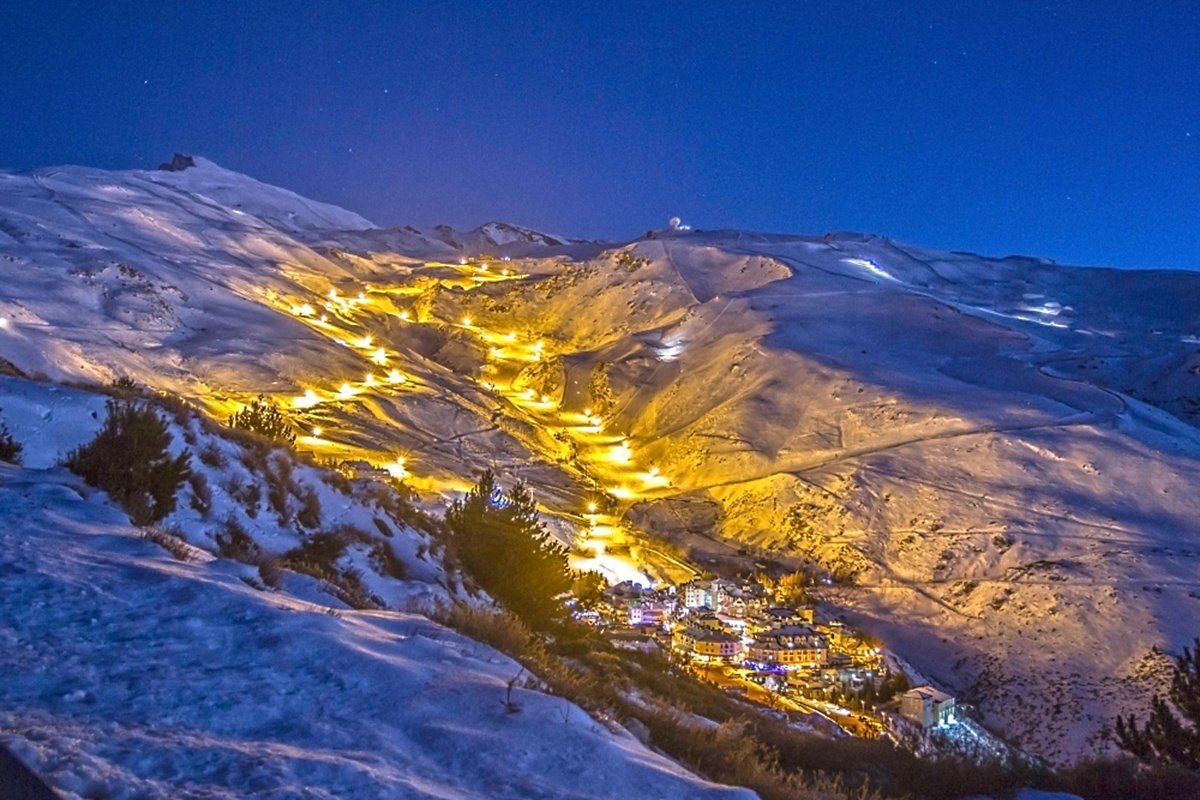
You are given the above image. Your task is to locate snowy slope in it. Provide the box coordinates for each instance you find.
[0,377,751,799]
[2,160,1200,765]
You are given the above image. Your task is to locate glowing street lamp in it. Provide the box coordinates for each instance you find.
[338,383,355,399]
[387,369,406,385]
[364,373,377,387]
[462,316,473,327]
[311,425,324,437]
[372,348,388,365]
[398,310,411,322]
[356,335,373,349]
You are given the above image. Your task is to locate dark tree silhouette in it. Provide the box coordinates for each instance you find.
[65,400,190,525]
[229,394,295,445]
[445,470,572,626]
[1115,638,1200,770]
[0,419,21,464]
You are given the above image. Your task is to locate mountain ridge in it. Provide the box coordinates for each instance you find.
[1,158,1199,766]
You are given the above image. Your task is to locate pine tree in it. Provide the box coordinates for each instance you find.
[1115,638,1200,770]
[65,400,191,525]
[229,394,295,445]
[445,470,573,625]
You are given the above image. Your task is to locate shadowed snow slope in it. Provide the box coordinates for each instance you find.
[0,462,750,799]
[2,161,1200,765]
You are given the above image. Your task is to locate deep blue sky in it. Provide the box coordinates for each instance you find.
[2,2,1198,268]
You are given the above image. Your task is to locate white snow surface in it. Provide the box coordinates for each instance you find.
[2,161,1200,766]
[0,380,750,800]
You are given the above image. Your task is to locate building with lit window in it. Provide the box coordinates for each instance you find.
[672,625,742,663]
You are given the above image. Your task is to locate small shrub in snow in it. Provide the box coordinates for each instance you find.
[228,394,295,445]
[152,391,195,426]
[188,471,213,516]
[368,540,406,579]
[108,375,141,397]
[318,465,351,495]
[225,474,262,518]
[64,399,190,526]
[372,516,392,538]
[197,442,226,468]
[141,526,192,561]
[215,516,259,562]
[0,420,22,464]
[263,454,295,525]
[286,530,351,567]
[296,486,322,529]
[257,557,283,589]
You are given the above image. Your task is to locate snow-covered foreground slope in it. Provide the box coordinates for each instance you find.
[2,158,1200,765]
[0,381,750,799]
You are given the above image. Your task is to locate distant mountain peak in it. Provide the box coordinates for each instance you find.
[156,153,196,172]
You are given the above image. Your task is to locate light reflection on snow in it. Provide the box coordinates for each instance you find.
[842,257,897,281]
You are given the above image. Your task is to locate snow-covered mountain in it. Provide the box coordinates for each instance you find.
[2,156,1199,768]
[0,379,748,800]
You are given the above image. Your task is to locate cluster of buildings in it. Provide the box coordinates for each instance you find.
[595,577,879,680]
[591,575,960,738]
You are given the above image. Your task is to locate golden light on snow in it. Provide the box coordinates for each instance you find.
[293,389,321,409]
[338,383,356,398]
[364,373,377,387]
[505,331,516,341]
[387,369,406,384]
[356,335,373,349]
[357,292,366,301]
[462,316,473,327]
[318,314,329,324]
[386,457,409,479]
[328,288,338,298]
[398,310,411,322]
[610,486,636,500]
[609,442,633,464]
[311,425,323,437]
[371,347,388,365]
[540,394,550,404]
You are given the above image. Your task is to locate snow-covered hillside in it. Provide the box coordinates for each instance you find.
[2,157,1199,765]
[0,376,750,799]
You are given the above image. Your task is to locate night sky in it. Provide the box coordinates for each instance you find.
[3,2,1198,268]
